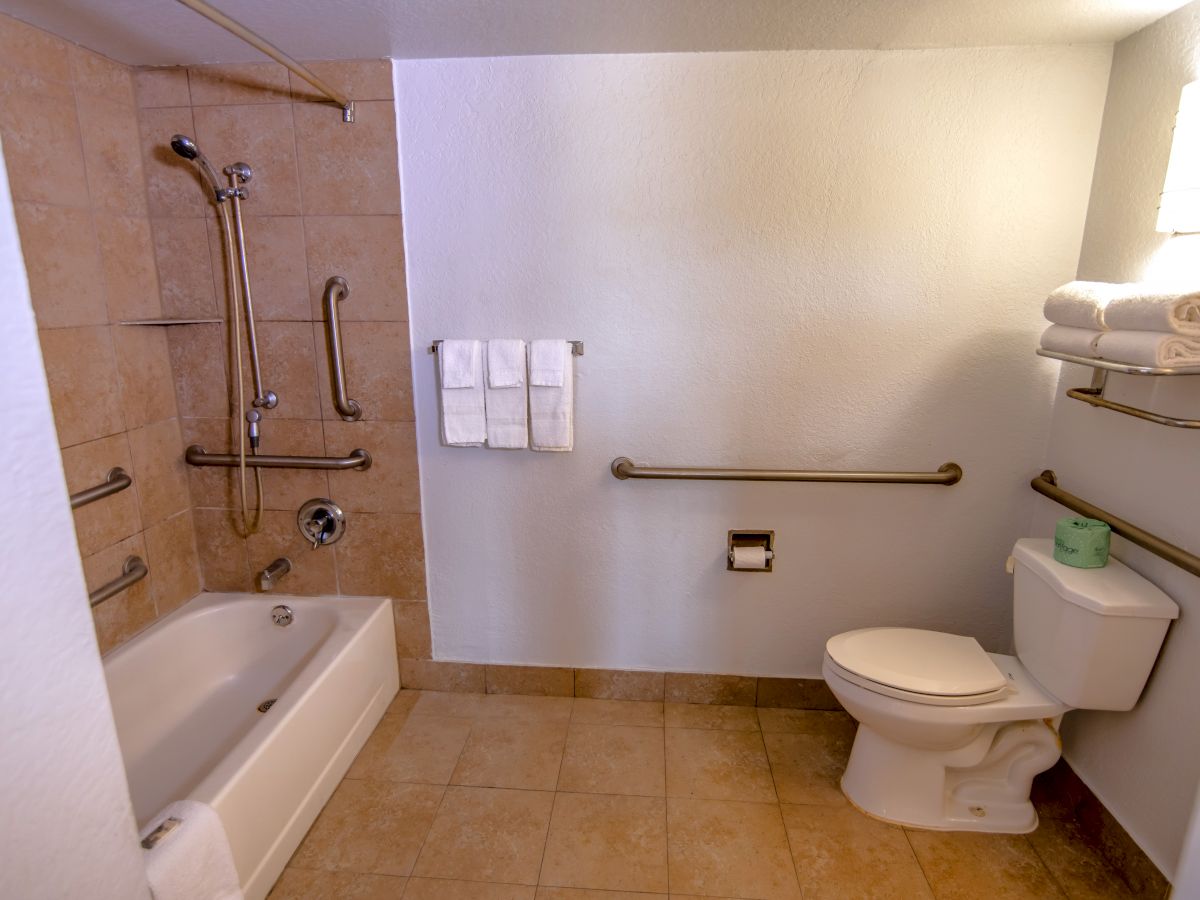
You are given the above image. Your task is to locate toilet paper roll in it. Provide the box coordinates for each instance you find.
[1053,516,1111,568]
[731,546,769,570]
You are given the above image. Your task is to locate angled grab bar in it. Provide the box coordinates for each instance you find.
[611,457,963,485]
[70,467,132,510]
[322,276,362,421]
[89,556,148,608]
[186,445,371,471]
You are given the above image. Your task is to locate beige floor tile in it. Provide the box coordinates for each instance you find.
[571,698,664,727]
[906,830,1067,900]
[667,797,801,900]
[347,715,471,785]
[540,793,668,893]
[666,703,760,731]
[451,718,568,791]
[557,723,665,797]
[404,879,536,899]
[763,730,853,805]
[536,890,662,900]
[478,693,574,723]
[411,691,487,719]
[414,786,554,885]
[1026,816,1134,899]
[666,728,777,803]
[383,689,421,719]
[268,868,406,899]
[782,803,933,899]
[289,779,443,876]
[757,707,858,735]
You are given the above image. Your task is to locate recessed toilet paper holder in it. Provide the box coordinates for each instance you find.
[728,530,775,572]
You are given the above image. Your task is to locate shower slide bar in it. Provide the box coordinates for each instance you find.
[323,276,362,421]
[429,340,585,356]
[69,467,132,510]
[174,0,355,123]
[611,458,963,485]
[89,556,148,608]
[185,445,372,471]
[1031,470,1200,578]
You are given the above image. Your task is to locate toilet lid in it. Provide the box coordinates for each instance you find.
[826,627,1007,698]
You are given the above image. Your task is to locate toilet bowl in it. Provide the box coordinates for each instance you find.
[822,538,1179,833]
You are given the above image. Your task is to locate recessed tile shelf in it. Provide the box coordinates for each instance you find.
[119,318,222,326]
[1037,348,1200,428]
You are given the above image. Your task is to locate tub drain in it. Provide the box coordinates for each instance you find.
[257,698,277,714]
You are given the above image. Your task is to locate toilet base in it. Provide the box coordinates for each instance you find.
[841,719,1061,833]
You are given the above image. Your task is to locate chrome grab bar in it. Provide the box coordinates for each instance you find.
[70,467,132,510]
[1031,470,1200,577]
[611,457,963,485]
[322,276,362,421]
[185,445,372,471]
[89,556,148,608]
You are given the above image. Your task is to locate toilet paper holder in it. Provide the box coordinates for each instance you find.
[728,530,775,572]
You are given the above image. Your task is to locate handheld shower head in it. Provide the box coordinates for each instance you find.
[169,133,226,202]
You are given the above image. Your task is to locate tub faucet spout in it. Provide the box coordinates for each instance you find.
[258,557,291,592]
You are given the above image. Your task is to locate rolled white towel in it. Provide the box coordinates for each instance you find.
[1040,324,1103,359]
[1096,331,1200,368]
[1102,289,1200,336]
[1043,281,1120,330]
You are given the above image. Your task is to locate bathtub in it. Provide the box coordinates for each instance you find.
[103,591,399,900]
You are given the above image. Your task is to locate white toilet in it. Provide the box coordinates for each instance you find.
[822,538,1179,833]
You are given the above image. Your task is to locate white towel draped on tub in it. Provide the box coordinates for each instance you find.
[528,339,573,451]
[439,339,486,446]
[1096,331,1200,368]
[485,339,528,449]
[140,801,243,900]
[1040,324,1103,359]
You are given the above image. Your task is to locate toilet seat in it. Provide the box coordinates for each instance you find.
[826,627,1010,707]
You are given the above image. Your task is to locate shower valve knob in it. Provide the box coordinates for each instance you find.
[297,498,346,549]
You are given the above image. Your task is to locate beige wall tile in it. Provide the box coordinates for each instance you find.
[154,217,219,318]
[128,417,190,526]
[143,509,201,616]
[62,433,141,557]
[575,669,665,702]
[558,723,666,797]
[254,418,330,511]
[85,532,154,654]
[188,62,291,106]
[98,215,163,321]
[540,793,668,893]
[665,702,760,732]
[906,831,1066,900]
[756,677,842,710]
[291,60,394,103]
[394,600,431,659]
[192,507,251,591]
[113,325,179,428]
[0,83,90,207]
[571,698,664,728]
[303,216,406,321]
[268,868,407,900]
[193,103,301,216]
[0,13,72,84]
[295,101,400,215]
[486,665,574,698]
[13,203,108,328]
[166,323,229,418]
[314,320,414,422]
[77,98,148,215]
[451,717,567,791]
[763,729,853,806]
[245,510,338,595]
[349,713,471,785]
[665,728,776,803]
[399,659,485,693]
[336,512,426,598]
[664,673,758,706]
[38,325,125,447]
[69,45,134,106]
[206,214,308,320]
[138,106,207,217]
[252,320,322,419]
[134,67,189,109]
[406,879,533,900]
[322,420,417,513]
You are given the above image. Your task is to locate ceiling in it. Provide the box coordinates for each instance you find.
[0,0,1190,66]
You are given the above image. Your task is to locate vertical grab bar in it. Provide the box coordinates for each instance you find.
[322,276,362,421]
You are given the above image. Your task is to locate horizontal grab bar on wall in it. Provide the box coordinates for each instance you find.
[70,467,132,510]
[610,457,963,486]
[89,556,148,608]
[185,445,372,471]
[1031,470,1200,578]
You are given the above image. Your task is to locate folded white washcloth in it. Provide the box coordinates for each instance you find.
[439,340,486,446]
[1096,331,1200,368]
[529,340,573,451]
[485,340,528,449]
[140,801,244,900]
[1102,289,1200,336]
[1043,281,1121,330]
[1039,324,1103,359]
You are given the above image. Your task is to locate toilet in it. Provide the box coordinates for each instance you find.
[822,538,1179,833]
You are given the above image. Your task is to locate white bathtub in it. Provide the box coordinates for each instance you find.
[104,591,399,900]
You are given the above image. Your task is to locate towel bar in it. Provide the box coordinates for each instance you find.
[185,445,372,471]
[611,458,962,485]
[69,467,132,510]
[1037,349,1200,429]
[429,340,584,357]
[89,556,148,608]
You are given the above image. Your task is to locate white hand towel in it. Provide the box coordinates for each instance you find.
[140,801,243,900]
[440,340,486,446]
[485,340,528,449]
[529,340,573,451]
[1102,289,1200,336]
[1040,324,1103,358]
[1096,331,1200,367]
[1043,281,1119,330]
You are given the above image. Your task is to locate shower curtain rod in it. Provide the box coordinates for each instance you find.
[174,0,355,122]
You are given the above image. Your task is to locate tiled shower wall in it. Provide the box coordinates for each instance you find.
[0,13,202,654]
[134,60,431,656]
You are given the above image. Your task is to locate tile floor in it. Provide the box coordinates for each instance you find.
[269,691,1138,899]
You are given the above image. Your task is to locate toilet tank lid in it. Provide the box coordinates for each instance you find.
[1012,538,1179,619]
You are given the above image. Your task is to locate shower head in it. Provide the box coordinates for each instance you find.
[169,133,226,202]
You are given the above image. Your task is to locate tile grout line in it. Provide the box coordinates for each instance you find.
[755,717,807,899]
[901,827,938,898]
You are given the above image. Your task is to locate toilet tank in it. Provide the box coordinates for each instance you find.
[1011,538,1179,711]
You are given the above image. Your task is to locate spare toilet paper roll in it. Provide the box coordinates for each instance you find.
[1053,516,1111,568]
[731,546,770,570]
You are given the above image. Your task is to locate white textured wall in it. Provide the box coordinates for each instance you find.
[0,137,150,898]
[1034,0,1200,879]
[397,47,1111,675]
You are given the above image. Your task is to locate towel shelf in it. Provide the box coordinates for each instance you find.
[89,556,148,608]
[69,467,132,510]
[429,340,584,357]
[1037,349,1200,429]
[1031,470,1200,577]
[611,457,963,485]
[185,445,372,471]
